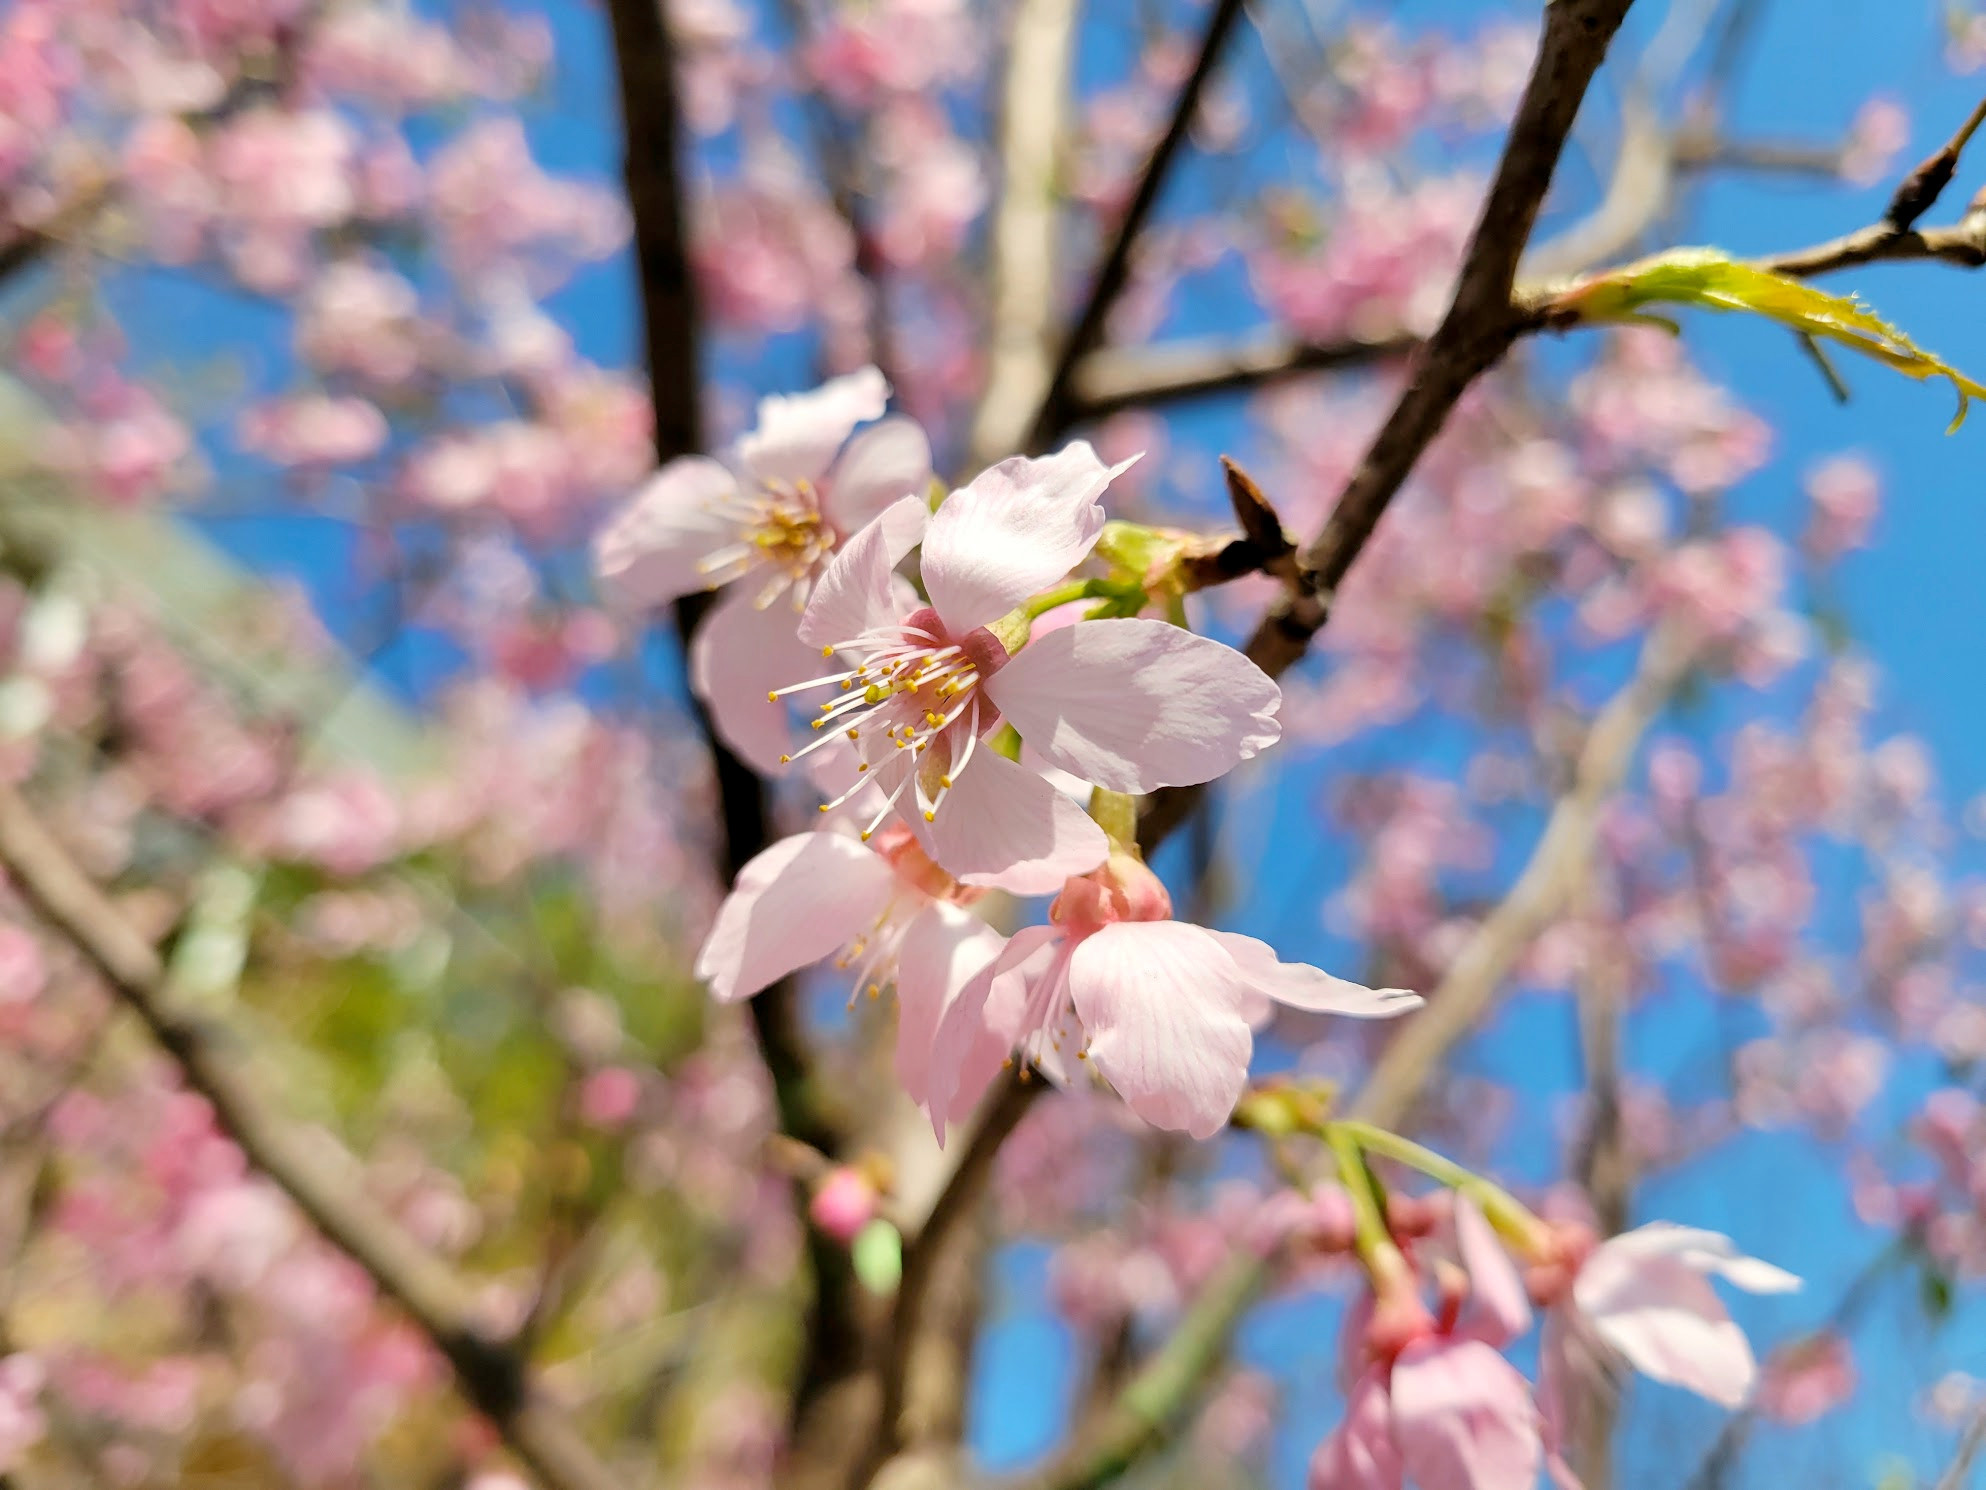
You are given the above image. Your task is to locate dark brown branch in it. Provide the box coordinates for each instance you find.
[0,785,623,1490]
[602,0,862,1430]
[1026,0,1251,450]
[1887,94,1986,230]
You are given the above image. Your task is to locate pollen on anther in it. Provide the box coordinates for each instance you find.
[867,984,880,1000]
[860,829,873,841]
[821,645,833,657]
[923,810,935,821]
[857,763,869,773]
[767,690,778,702]
[779,753,793,763]
[818,803,830,812]
[846,728,859,740]
[939,775,953,788]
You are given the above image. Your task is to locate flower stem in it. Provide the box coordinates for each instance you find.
[1331,1119,1550,1255]
[1326,1124,1397,1275]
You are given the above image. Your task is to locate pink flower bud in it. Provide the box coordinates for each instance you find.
[809,1167,879,1244]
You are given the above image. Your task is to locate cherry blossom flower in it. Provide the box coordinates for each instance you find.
[593,366,932,770]
[1314,1341,1542,1490]
[694,824,1017,1126]
[1556,1222,1801,1408]
[926,854,1418,1139]
[783,441,1281,892]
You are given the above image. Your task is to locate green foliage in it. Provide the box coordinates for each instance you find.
[1558,248,1986,431]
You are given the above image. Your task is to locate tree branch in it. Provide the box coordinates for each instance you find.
[0,785,624,1490]
[1024,0,1251,451]
[963,0,1083,468]
[1348,624,1693,1131]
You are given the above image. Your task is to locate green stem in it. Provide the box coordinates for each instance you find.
[1332,1119,1549,1255]
[1018,576,1142,621]
[1326,1125,1396,1274]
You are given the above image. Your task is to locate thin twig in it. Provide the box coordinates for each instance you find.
[1024,0,1251,452]
[0,785,624,1490]
[1933,1401,1986,1490]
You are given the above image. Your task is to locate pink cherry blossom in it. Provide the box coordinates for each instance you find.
[237,394,389,468]
[1311,1342,1541,1490]
[783,442,1281,891]
[694,824,1020,1127]
[927,854,1418,1139]
[594,366,932,771]
[1561,1223,1800,1408]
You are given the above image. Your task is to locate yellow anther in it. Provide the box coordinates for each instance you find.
[846,728,860,740]
[924,810,936,822]
[767,690,778,702]
[822,645,833,657]
[939,775,953,788]
[779,753,793,763]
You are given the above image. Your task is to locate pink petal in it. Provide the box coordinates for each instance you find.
[738,366,888,486]
[917,748,1109,895]
[1454,1195,1533,1346]
[921,443,1131,633]
[1308,1369,1405,1490]
[985,618,1281,792]
[798,494,927,652]
[1595,1224,1801,1295]
[694,832,896,1002]
[1066,921,1255,1140]
[893,902,1006,1115]
[592,456,740,607]
[1573,1247,1758,1407]
[926,923,1064,1139]
[1206,931,1423,1018]
[691,583,825,774]
[824,415,933,536]
[1390,1338,1542,1490]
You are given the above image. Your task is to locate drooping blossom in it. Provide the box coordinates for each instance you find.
[783,442,1281,892]
[1552,1222,1801,1408]
[593,366,932,770]
[1311,1199,1543,1490]
[926,853,1418,1139]
[694,823,1018,1127]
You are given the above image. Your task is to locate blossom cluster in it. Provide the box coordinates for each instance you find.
[595,369,1420,1139]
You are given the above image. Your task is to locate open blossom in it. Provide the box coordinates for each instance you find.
[782,442,1281,893]
[1553,1222,1801,1408]
[694,823,1019,1126]
[926,854,1418,1139]
[593,366,932,771]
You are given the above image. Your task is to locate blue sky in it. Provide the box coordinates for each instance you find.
[108,0,1986,1482]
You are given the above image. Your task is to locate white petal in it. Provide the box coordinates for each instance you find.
[921,443,1132,633]
[690,583,824,775]
[738,366,888,486]
[1576,1252,1760,1408]
[926,923,1064,1139]
[894,902,1010,1124]
[1595,1224,1802,1295]
[824,415,933,536]
[916,748,1109,895]
[694,832,895,1002]
[798,495,927,652]
[592,457,741,608]
[1067,921,1255,1140]
[986,618,1281,793]
[1206,931,1423,1018]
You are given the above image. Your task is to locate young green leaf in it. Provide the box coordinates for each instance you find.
[1556,247,1986,432]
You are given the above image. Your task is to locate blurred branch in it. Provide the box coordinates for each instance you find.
[1025,0,1251,451]
[963,0,1083,468]
[1934,1401,1986,1490]
[869,1069,1041,1472]
[1566,886,1635,1490]
[0,784,625,1490]
[772,0,903,385]
[1348,624,1693,1131]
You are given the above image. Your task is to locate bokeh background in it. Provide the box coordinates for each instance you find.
[6,0,1986,1487]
